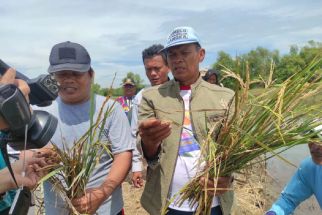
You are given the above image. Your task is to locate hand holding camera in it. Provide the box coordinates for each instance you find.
[0,59,58,149]
[0,61,59,215]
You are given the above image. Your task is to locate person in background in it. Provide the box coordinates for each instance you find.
[138,26,236,215]
[116,78,137,121]
[37,41,133,215]
[203,68,221,86]
[266,125,322,215]
[130,44,170,188]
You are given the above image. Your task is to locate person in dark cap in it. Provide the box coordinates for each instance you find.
[36,41,134,215]
[203,68,221,85]
[116,78,137,121]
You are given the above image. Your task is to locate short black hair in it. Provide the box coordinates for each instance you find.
[142,44,167,66]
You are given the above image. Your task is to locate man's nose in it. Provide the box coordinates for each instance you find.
[150,70,158,76]
[61,76,75,83]
[173,55,183,63]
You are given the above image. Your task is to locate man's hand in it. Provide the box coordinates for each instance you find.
[71,187,106,215]
[199,176,233,196]
[0,68,31,129]
[138,118,171,159]
[0,68,30,101]
[11,156,48,189]
[71,151,132,214]
[19,148,60,169]
[131,171,144,188]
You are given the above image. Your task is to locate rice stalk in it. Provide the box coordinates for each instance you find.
[163,57,322,215]
[39,75,116,215]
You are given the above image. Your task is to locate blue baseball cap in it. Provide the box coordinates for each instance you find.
[48,41,91,74]
[162,26,201,51]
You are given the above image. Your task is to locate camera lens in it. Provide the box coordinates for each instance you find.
[49,85,59,94]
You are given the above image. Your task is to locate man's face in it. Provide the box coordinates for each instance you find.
[123,84,136,97]
[54,70,92,104]
[166,43,205,86]
[308,142,322,165]
[207,74,218,85]
[144,55,170,86]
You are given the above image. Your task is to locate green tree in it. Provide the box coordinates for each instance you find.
[211,40,321,89]
[299,40,322,64]
[275,40,322,83]
[275,54,305,83]
[212,51,237,89]
[92,83,108,96]
[241,47,280,87]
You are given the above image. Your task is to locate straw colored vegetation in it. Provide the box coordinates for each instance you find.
[165,58,322,214]
[39,89,115,214]
[32,60,322,215]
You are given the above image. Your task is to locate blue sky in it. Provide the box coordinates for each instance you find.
[1,0,321,87]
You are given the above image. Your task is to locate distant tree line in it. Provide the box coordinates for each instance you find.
[213,40,322,89]
[93,72,145,97]
[93,40,322,96]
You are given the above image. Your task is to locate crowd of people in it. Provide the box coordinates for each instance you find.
[0,26,321,215]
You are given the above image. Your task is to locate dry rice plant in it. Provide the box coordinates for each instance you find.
[166,57,322,215]
[233,158,267,215]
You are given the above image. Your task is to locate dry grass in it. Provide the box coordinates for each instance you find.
[122,181,148,215]
[233,160,267,215]
[173,58,322,214]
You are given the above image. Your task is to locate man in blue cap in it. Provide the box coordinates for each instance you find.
[138,27,236,215]
[37,41,134,215]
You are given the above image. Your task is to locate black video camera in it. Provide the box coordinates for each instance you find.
[0,59,60,215]
[0,59,59,106]
[0,59,58,149]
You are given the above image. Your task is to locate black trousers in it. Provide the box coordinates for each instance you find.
[166,206,223,215]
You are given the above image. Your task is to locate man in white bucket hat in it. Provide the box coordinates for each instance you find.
[138,26,236,215]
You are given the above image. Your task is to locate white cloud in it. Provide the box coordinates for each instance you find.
[0,0,321,86]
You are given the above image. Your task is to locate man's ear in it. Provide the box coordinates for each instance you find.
[199,48,206,63]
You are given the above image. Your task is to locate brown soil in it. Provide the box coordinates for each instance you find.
[122,161,321,215]
[122,178,148,215]
[30,160,320,215]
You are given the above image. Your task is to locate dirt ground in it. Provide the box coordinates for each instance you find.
[122,162,321,215]
[29,163,320,215]
[122,178,148,215]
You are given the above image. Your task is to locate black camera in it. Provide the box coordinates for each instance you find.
[0,59,58,149]
[0,59,59,107]
[0,60,60,215]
